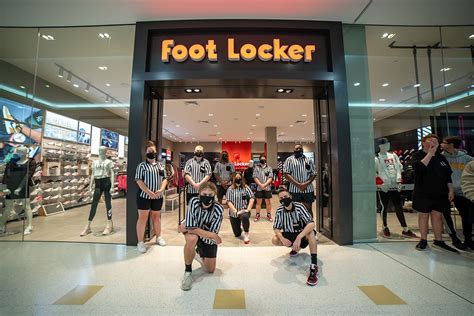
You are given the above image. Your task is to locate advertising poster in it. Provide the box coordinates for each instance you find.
[45,111,78,130]
[78,121,91,145]
[91,126,101,155]
[118,135,125,158]
[43,124,78,142]
[101,128,119,150]
[221,141,252,171]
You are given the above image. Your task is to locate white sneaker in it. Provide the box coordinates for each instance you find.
[243,234,250,244]
[80,226,91,236]
[181,272,193,291]
[156,236,167,246]
[137,241,147,253]
[24,226,33,235]
[102,222,113,235]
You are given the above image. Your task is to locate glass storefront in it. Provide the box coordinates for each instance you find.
[0,23,472,244]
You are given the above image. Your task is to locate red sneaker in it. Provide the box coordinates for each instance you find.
[254,213,260,222]
[267,213,273,222]
[289,250,298,257]
[402,230,418,238]
[383,227,391,238]
[307,265,319,286]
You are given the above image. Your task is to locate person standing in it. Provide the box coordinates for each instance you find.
[184,145,212,204]
[179,182,224,291]
[441,136,473,250]
[253,154,273,222]
[213,151,235,204]
[283,144,317,218]
[272,187,319,286]
[244,160,256,191]
[226,172,255,244]
[412,134,458,253]
[134,141,168,253]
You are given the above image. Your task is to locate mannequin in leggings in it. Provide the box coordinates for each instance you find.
[1,146,36,235]
[80,146,115,236]
[375,138,417,238]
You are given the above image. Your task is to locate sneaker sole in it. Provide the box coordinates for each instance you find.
[432,244,460,254]
[306,280,318,286]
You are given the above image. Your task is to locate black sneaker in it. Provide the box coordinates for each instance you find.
[415,239,428,251]
[452,238,467,251]
[464,241,473,251]
[432,240,460,254]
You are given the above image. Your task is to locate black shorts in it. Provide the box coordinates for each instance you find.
[291,192,315,204]
[256,190,272,199]
[136,196,163,211]
[282,231,310,249]
[196,238,218,258]
[217,185,227,200]
[412,196,450,214]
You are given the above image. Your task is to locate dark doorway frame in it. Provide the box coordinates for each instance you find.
[127,20,352,246]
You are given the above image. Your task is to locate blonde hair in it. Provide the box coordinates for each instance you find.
[198,181,217,194]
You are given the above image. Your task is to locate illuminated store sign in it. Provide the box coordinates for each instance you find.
[161,39,316,63]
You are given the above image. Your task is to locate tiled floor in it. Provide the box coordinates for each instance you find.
[0,241,472,315]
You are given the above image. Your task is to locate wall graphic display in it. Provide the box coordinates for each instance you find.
[91,126,101,155]
[78,121,91,145]
[45,111,78,130]
[222,141,252,171]
[101,128,119,150]
[44,111,78,142]
[118,135,125,158]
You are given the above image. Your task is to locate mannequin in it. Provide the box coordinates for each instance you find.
[375,138,416,238]
[80,146,115,236]
[1,146,36,235]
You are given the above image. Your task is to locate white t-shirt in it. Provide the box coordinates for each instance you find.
[375,152,402,185]
[92,159,114,179]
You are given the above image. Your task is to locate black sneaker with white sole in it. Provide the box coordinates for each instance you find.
[415,239,428,251]
[432,240,460,254]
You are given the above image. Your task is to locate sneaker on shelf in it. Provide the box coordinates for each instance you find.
[31,196,43,204]
[72,172,79,176]
[267,213,273,222]
[383,227,391,238]
[43,196,51,201]
[30,187,42,195]
[64,172,72,176]
[450,238,467,251]
[433,240,460,253]
[137,241,147,253]
[52,187,61,192]
[70,179,79,183]
[401,230,418,239]
[44,188,53,193]
[23,226,33,235]
[63,186,71,190]
[156,236,167,246]
[243,234,250,244]
[254,213,261,222]
[64,165,73,169]
[306,264,319,286]
[416,239,428,251]
[181,272,193,291]
[289,250,299,257]
[102,222,113,235]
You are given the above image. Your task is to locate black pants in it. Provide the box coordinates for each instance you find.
[377,191,407,228]
[444,195,472,243]
[229,212,250,237]
[88,178,112,221]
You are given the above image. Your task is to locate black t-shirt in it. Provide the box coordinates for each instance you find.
[412,150,452,199]
[244,167,255,185]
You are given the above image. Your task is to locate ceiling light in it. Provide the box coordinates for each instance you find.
[413,83,421,88]
[106,83,111,87]
[208,113,214,117]
[185,132,189,135]
[73,83,79,88]
[277,88,285,93]
[379,98,386,102]
[289,125,294,127]
[41,34,55,40]
[193,88,201,93]
[353,82,360,86]
[175,125,180,128]
[45,84,50,88]
[192,137,196,140]
[98,33,111,39]
[58,67,64,78]
[213,124,218,127]
[185,89,193,93]
[321,115,327,118]
[373,118,376,121]
[251,124,256,127]
[387,33,396,39]
[84,84,90,92]
[301,114,307,117]
[312,132,315,135]
[20,85,25,89]
[163,114,167,117]
[256,114,261,117]
[98,66,108,70]
[464,105,471,108]
[66,72,72,82]
[469,34,474,39]
[285,89,294,93]
[440,67,451,72]
[444,83,452,87]
[382,83,389,87]
[381,33,389,39]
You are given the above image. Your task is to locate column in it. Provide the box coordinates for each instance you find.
[265,127,277,169]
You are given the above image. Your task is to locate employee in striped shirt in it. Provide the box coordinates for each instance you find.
[283,144,317,217]
[135,141,168,253]
[226,172,255,244]
[178,182,224,291]
[213,151,235,203]
[184,145,212,204]
[272,187,319,286]
[253,154,274,222]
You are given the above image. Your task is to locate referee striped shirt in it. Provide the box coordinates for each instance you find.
[283,155,316,193]
[185,197,224,245]
[253,164,273,191]
[273,202,313,233]
[225,185,254,218]
[214,161,235,185]
[135,161,167,199]
[184,158,212,193]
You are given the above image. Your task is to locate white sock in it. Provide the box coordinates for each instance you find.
[403,227,408,232]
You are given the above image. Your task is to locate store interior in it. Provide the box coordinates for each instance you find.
[0,24,472,246]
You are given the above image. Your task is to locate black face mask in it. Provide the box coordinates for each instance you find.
[200,195,214,207]
[294,150,303,158]
[195,151,203,157]
[146,152,156,159]
[260,159,266,165]
[235,178,242,185]
[280,197,292,207]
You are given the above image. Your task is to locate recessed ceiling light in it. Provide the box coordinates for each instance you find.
[301,114,307,117]
[251,124,256,127]
[98,66,108,70]
[163,114,167,117]
[353,82,360,86]
[185,132,189,135]
[66,72,72,82]
[192,137,195,140]
[175,125,180,127]
[469,34,474,39]
[41,34,55,40]
[57,68,64,78]
[277,88,285,93]
[73,83,79,88]
[256,114,261,117]
[106,83,111,87]
[464,105,471,108]
[379,98,386,102]
[381,33,389,38]
[321,115,327,118]
[194,89,201,93]
[45,84,50,88]
[312,132,315,135]
[444,83,452,87]
[387,33,395,39]
[208,113,214,117]
[373,118,376,121]
[382,83,389,87]
[289,125,294,127]
[413,83,421,88]
[185,89,193,93]
[213,124,218,127]
[98,33,111,39]
[285,89,293,93]
[440,67,451,72]
[20,85,25,89]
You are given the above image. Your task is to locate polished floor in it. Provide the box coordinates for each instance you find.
[0,240,472,315]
